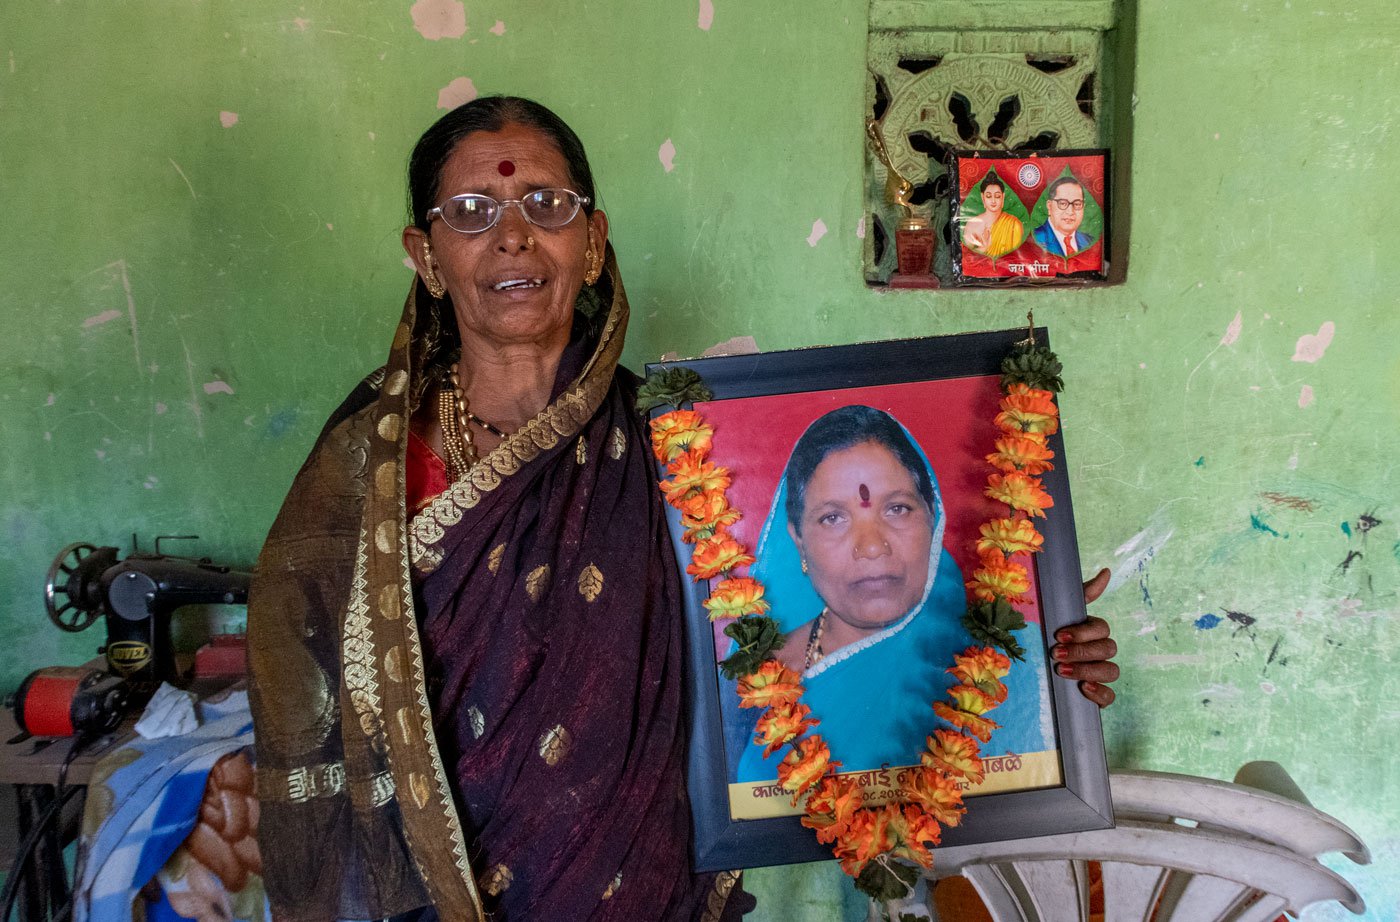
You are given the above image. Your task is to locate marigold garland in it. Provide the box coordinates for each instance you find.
[702,576,770,620]
[976,517,1044,557]
[647,335,1063,902]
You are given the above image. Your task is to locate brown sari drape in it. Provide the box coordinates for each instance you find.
[249,253,742,921]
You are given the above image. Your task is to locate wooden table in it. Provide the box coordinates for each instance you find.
[2,705,134,922]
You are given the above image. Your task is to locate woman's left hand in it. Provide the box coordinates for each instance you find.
[1050,568,1119,708]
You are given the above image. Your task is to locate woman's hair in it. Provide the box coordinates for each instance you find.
[406,95,598,231]
[784,406,935,533]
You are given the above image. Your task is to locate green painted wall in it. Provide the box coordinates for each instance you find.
[2,1,1396,916]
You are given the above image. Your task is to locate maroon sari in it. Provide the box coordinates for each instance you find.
[251,254,745,921]
[412,336,715,919]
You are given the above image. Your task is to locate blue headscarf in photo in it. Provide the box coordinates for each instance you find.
[730,406,1051,783]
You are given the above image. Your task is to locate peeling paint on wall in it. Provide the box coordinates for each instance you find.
[1220,310,1243,346]
[806,219,828,247]
[1107,512,1173,604]
[83,310,122,329]
[1292,321,1336,363]
[658,138,677,173]
[411,0,467,40]
[219,111,238,128]
[698,0,715,30]
[700,336,758,357]
[437,76,477,110]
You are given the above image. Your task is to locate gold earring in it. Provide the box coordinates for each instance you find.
[583,229,602,286]
[800,558,809,574]
[421,240,446,298]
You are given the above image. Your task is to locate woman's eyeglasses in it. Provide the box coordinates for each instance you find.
[428,188,590,234]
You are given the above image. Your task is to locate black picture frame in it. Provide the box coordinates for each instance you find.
[646,327,1112,873]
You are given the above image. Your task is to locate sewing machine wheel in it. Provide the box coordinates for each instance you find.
[45,542,105,632]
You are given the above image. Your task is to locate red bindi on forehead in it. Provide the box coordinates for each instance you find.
[859,484,871,507]
[497,160,515,177]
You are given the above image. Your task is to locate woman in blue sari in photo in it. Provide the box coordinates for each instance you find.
[732,404,1052,783]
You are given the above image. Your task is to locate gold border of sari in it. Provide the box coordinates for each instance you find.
[371,252,628,919]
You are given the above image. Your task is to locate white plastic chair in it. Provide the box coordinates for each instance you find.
[907,762,1370,922]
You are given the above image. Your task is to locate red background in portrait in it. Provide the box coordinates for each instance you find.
[695,375,1044,658]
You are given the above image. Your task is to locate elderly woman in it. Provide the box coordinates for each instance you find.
[249,96,1118,922]
[735,405,1053,783]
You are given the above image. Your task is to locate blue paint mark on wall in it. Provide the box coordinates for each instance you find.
[1195,613,1222,630]
[265,408,301,439]
[1341,521,1352,538]
[1195,456,1206,467]
[1250,513,1284,538]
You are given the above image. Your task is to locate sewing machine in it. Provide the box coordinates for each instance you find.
[0,540,252,919]
[42,539,251,701]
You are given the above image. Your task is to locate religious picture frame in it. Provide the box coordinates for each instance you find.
[647,328,1111,872]
[950,151,1110,285]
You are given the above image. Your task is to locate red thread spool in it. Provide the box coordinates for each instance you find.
[11,667,129,737]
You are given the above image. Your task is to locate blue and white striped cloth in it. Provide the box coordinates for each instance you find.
[73,688,255,922]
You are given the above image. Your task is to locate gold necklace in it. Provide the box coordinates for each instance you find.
[803,608,828,671]
[438,363,510,481]
[437,384,474,480]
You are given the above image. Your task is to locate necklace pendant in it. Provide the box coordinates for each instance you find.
[804,608,828,671]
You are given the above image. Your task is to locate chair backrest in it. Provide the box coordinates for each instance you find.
[920,765,1369,922]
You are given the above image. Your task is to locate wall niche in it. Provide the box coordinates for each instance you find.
[864,0,1137,286]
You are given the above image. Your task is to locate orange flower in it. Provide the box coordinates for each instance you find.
[660,453,732,507]
[800,776,864,845]
[735,660,804,709]
[976,517,1044,557]
[777,736,838,802]
[889,803,944,868]
[901,766,966,829]
[678,490,742,541]
[995,384,1060,436]
[686,531,754,579]
[986,435,1055,475]
[947,647,1012,697]
[703,577,771,620]
[984,471,1054,518]
[649,410,714,463]
[966,550,1031,604]
[754,702,818,757]
[923,728,986,784]
[932,702,1000,743]
[947,683,1001,716]
[832,806,895,877]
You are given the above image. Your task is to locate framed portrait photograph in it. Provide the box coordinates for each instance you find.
[647,328,1111,872]
[951,151,1110,285]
